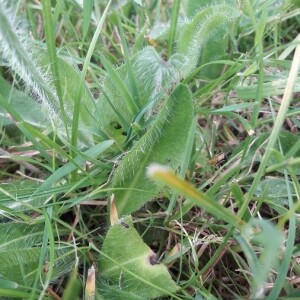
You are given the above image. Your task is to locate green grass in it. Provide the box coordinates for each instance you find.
[0,0,300,299]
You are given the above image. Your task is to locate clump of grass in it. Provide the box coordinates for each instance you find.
[0,2,63,128]
[0,0,299,299]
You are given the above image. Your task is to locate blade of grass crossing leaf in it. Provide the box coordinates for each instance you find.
[29,209,53,300]
[41,0,69,138]
[38,209,55,300]
[147,164,243,228]
[0,94,52,165]
[170,147,243,221]
[184,59,241,85]
[22,123,111,178]
[21,123,73,170]
[0,204,31,221]
[230,182,251,221]
[72,0,112,157]
[167,0,180,57]
[166,117,196,215]
[31,140,114,197]
[179,118,196,178]
[58,134,113,168]
[192,62,242,98]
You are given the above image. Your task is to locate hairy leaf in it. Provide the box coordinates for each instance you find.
[0,76,49,127]
[0,247,74,286]
[98,216,178,299]
[0,223,46,251]
[177,3,240,74]
[97,47,186,143]
[111,84,193,215]
[0,222,73,287]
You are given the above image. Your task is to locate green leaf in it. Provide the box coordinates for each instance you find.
[63,267,82,300]
[100,53,139,116]
[111,84,194,215]
[0,76,49,127]
[32,140,114,196]
[235,74,300,99]
[133,0,142,5]
[185,0,237,18]
[197,29,228,79]
[235,219,284,299]
[82,0,94,40]
[0,275,18,289]
[0,247,74,286]
[0,180,49,214]
[147,164,243,228]
[0,222,74,287]
[40,53,97,146]
[0,223,45,251]
[97,46,185,143]
[177,3,240,74]
[98,216,178,299]
[0,2,60,120]
[184,0,235,79]
[255,178,295,206]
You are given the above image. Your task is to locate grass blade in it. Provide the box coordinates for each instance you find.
[71,0,112,150]
[147,164,243,228]
[41,0,69,136]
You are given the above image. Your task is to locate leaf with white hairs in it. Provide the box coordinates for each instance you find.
[111,84,193,215]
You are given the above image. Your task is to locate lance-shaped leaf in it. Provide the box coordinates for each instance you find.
[97,47,186,143]
[0,222,73,287]
[0,76,49,128]
[98,216,178,299]
[177,3,240,74]
[111,84,193,215]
